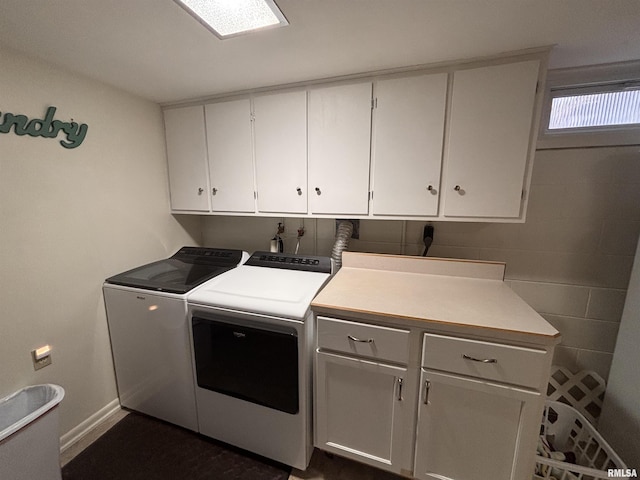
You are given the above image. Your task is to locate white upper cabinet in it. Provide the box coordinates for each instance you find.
[163,51,547,221]
[164,106,210,212]
[371,74,448,216]
[308,82,372,215]
[253,90,308,214]
[205,99,255,213]
[442,60,540,218]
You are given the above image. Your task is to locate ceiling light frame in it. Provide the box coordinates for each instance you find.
[174,0,289,40]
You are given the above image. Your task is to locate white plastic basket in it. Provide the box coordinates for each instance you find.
[534,400,628,480]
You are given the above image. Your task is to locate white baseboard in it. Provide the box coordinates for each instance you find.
[60,398,122,452]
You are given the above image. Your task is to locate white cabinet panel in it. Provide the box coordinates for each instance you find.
[315,352,408,474]
[317,316,410,364]
[103,287,197,431]
[254,90,308,214]
[308,83,372,215]
[422,333,547,389]
[371,74,448,216]
[414,370,540,480]
[164,106,210,212]
[443,60,539,218]
[205,100,255,213]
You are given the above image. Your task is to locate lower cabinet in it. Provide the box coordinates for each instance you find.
[314,317,551,480]
[315,352,408,474]
[413,370,540,480]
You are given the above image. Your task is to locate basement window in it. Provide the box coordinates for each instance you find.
[538,62,640,149]
[548,85,640,130]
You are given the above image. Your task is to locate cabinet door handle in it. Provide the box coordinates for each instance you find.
[347,335,374,343]
[296,187,302,196]
[396,377,403,401]
[315,187,322,195]
[198,187,204,195]
[423,379,431,405]
[212,187,218,196]
[462,354,498,364]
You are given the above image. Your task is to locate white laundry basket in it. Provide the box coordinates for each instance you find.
[535,400,628,480]
[0,384,65,480]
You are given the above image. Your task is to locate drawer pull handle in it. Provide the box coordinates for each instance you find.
[347,335,374,343]
[396,377,403,401]
[423,380,431,405]
[462,354,498,364]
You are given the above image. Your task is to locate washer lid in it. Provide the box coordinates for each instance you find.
[105,247,246,294]
[187,265,331,319]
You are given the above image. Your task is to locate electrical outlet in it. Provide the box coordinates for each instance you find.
[31,346,52,371]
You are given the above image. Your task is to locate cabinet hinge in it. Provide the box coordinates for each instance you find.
[250,113,255,122]
[371,97,377,109]
[369,191,373,200]
[254,191,257,200]
[521,189,526,200]
[536,82,540,94]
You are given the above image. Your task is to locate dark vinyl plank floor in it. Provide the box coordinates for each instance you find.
[62,412,291,480]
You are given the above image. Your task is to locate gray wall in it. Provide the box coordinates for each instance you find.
[599,236,640,466]
[0,45,201,439]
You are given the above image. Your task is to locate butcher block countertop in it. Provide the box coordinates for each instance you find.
[311,252,561,346]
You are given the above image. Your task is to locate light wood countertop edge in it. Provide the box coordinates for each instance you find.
[311,302,562,346]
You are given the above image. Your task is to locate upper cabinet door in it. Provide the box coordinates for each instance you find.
[164,106,210,212]
[253,91,308,214]
[205,100,255,213]
[443,60,540,218]
[308,82,372,215]
[371,74,448,216]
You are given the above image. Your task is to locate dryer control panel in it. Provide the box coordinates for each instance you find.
[246,251,332,274]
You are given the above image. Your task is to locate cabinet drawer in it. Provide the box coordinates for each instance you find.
[317,317,410,364]
[422,333,547,389]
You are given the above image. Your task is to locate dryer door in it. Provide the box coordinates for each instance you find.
[192,316,299,414]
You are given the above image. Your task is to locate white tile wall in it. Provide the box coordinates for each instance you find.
[477,249,634,288]
[202,146,640,381]
[586,288,627,322]
[202,216,283,253]
[552,346,579,373]
[575,350,615,382]
[507,281,589,318]
[599,220,640,255]
[542,314,619,352]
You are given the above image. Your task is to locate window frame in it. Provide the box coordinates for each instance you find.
[538,60,640,149]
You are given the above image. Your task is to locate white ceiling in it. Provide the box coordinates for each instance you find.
[1,0,639,105]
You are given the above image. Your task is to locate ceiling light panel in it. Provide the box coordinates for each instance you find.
[175,0,288,39]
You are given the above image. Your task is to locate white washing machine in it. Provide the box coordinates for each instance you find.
[103,247,247,431]
[187,251,332,469]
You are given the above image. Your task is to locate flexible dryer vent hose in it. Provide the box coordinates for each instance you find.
[331,221,354,270]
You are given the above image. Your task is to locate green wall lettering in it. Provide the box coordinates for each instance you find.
[0,106,88,149]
